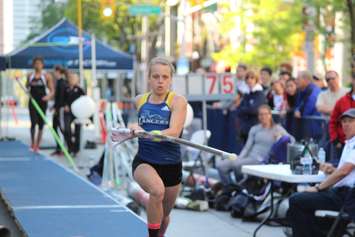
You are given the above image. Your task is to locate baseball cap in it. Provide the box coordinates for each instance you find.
[340,108,355,120]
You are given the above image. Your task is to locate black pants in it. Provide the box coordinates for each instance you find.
[287,187,349,237]
[29,101,47,130]
[52,109,63,151]
[63,112,81,153]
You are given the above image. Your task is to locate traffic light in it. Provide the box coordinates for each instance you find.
[100,0,116,18]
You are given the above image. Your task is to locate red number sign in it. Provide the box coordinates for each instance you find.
[221,74,234,94]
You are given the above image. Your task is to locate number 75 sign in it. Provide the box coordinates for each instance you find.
[172,73,237,100]
[206,73,235,95]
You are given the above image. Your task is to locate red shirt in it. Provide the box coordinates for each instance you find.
[329,92,355,144]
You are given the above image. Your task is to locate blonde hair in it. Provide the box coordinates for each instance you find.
[245,70,260,83]
[68,72,80,85]
[148,56,175,78]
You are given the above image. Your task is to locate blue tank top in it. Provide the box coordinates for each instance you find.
[137,92,181,165]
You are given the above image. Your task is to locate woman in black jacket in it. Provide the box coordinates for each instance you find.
[237,70,267,143]
[285,78,299,137]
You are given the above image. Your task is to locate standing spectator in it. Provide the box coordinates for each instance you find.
[329,73,355,163]
[267,80,287,112]
[279,71,292,85]
[294,71,322,141]
[260,66,273,94]
[312,73,327,91]
[235,63,249,95]
[236,70,266,142]
[279,63,293,75]
[285,79,299,136]
[51,66,67,156]
[63,72,85,156]
[316,70,348,117]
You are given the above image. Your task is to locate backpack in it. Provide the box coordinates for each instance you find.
[229,190,260,219]
[214,184,242,211]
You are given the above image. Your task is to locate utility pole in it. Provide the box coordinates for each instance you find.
[77,0,84,87]
[303,5,316,73]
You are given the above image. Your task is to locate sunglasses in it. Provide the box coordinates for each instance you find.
[326,77,336,82]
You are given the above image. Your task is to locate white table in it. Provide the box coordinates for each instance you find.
[242,164,326,183]
[242,164,327,237]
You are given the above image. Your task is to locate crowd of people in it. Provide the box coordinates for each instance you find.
[214,62,355,161]
[27,57,85,156]
[210,62,355,236]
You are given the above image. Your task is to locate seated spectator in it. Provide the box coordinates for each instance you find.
[236,70,266,142]
[329,73,355,162]
[312,72,327,91]
[287,108,355,237]
[217,105,294,185]
[267,80,287,112]
[260,66,273,94]
[317,70,348,117]
[294,71,322,141]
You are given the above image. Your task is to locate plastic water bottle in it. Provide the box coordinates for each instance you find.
[318,147,326,164]
[301,153,313,175]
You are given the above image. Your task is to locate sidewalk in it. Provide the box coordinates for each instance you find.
[0,107,285,237]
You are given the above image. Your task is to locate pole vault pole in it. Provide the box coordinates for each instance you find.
[111,128,237,160]
[14,78,78,171]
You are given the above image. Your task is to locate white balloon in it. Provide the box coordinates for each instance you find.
[184,103,194,128]
[71,96,96,119]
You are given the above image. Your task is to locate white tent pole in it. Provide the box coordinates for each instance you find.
[91,34,97,88]
[91,34,101,141]
[77,0,84,87]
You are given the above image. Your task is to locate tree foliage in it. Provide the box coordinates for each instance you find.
[212,0,303,70]
[301,0,354,72]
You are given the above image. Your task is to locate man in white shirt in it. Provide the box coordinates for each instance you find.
[288,108,355,237]
[316,70,348,116]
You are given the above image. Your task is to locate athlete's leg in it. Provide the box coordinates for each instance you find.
[159,184,180,237]
[134,164,165,237]
[35,103,47,150]
[29,104,36,148]
[52,111,61,152]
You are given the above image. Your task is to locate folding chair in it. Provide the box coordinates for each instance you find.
[183,130,212,178]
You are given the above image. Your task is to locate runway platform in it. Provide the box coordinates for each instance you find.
[0,141,147,236]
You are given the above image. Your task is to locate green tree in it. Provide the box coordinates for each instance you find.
[301,0,354,73]
[26,1,66,41]
[212,0,303,70]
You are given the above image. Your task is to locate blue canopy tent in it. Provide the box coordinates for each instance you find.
[5,19,133,70]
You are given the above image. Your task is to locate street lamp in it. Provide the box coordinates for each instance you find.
[103,7,113,17]
[100,0,115,18]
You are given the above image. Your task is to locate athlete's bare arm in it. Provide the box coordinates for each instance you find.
[42,73,55,101]
[128,95,144,131]
[161,94,187,137]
